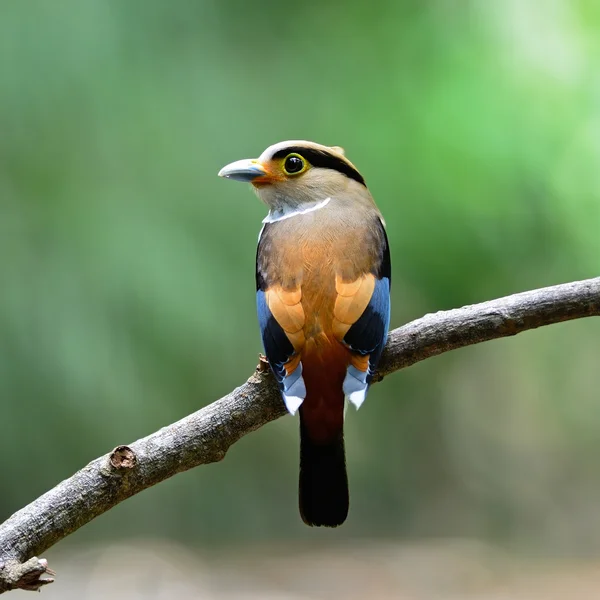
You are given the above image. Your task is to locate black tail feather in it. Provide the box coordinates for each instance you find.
[299,419,349,527]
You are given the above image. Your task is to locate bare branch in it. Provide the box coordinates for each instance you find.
[0,277,598,593]
[378,276,600,376]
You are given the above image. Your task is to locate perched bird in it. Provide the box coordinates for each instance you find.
[219,141,391,527]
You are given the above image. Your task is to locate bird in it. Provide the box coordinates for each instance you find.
[218,140,391,527]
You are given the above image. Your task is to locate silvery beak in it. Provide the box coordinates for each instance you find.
[218,159,267,182]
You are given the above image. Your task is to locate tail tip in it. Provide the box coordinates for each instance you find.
[300,508,348,528]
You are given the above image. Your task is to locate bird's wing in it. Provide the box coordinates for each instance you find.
[334,219,391,408]
[256,227,306,414]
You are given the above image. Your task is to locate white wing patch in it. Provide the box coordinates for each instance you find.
[346,389,367,410]
[283,394,304,415]
[343,365,369,410]
[282,361,306,415]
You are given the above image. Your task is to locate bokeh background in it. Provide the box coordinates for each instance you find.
[1,1,600,597]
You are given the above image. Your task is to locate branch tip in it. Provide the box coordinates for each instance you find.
[0,558,54,594]
[257,354,270,372]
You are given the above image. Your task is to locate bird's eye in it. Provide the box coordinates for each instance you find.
[283,154,306,175]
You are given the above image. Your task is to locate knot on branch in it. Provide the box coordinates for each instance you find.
[0,557,54,593]
[109,446,137,470]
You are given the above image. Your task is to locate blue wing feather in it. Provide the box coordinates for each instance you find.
[256,290,294,386]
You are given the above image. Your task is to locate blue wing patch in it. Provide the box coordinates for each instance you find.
[257,290,306,414]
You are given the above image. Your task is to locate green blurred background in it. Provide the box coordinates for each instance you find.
[1,0,600,593]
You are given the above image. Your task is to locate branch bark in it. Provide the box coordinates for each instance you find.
[1,277,599,593]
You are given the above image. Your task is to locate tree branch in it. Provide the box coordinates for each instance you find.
[1,277,599,593]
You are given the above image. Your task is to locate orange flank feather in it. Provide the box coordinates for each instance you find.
[349,352,370,373]
[265,285,306,352]
[266,285,304,334]
[332,273,376,340]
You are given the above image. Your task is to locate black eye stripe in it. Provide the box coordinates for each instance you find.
[272,147,366,186]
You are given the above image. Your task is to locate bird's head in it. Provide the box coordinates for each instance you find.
[218,140,369,215]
